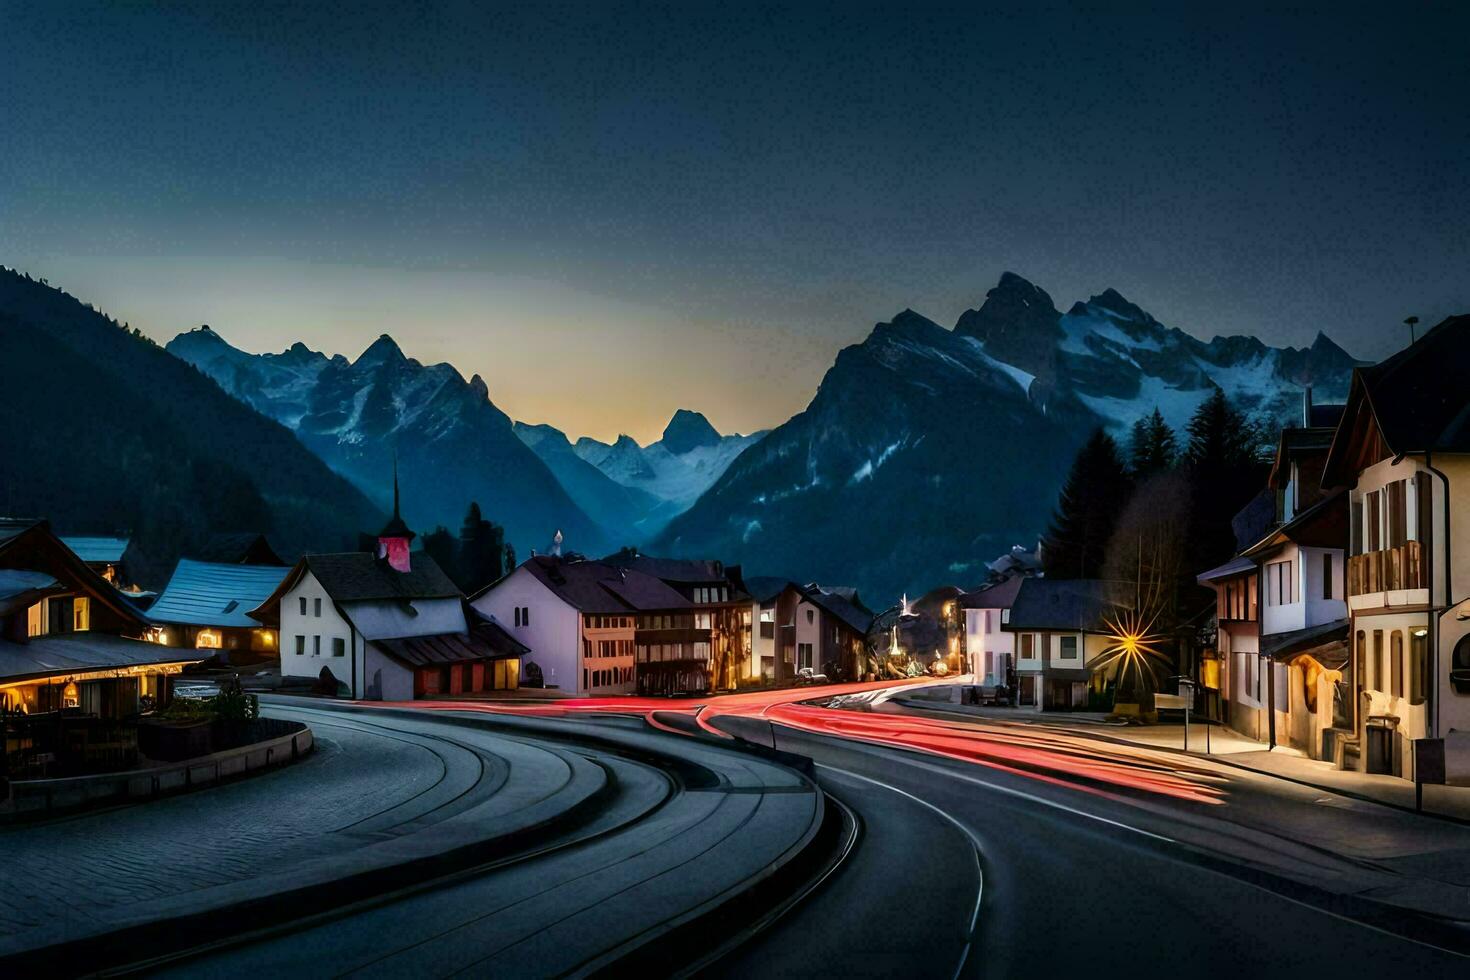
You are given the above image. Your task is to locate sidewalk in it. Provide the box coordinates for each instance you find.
[885,687,1470,822]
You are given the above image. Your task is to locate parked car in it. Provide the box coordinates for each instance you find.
[796,666,829,685]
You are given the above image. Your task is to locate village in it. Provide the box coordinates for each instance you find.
[5,313,1470,817]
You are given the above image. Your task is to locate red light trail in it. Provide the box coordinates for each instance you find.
[370,679,1227,806]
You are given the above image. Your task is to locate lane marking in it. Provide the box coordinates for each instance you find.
[820,765,984,980]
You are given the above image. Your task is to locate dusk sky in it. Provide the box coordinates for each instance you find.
[3,2,1466,443]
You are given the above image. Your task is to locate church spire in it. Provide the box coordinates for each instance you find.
[377,455,415,571]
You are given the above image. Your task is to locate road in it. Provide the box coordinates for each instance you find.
[15,684,1467,977]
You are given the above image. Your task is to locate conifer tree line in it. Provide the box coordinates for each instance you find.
[1040,389,1268,647]
[420,502,517,596]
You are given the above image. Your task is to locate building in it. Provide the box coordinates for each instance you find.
[472,554,699,696]
[1,520,203,775]
[959,575,1026,694]
[1320,314,1470,780]
[766,582,873,683]
[1001,579,1121,711]
[601,551,753,690]
[145,558,291,663]
[250,491,525,700]
[1195,397,1351,753]
[741,576,789,682]
[59,535,131,586]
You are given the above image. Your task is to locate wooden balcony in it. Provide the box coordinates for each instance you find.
[1348,541,1425,596]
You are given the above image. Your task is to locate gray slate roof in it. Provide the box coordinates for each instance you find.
[0,633,205,684]
[305,552,460,602]
[802,586,874,635]
[1004,579,1120,632]
[517,555,690,613]
[148,559,291,628]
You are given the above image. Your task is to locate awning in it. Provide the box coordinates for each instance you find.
[1263,619,1349,667]
[1196,556,1255,584]
[0,633,205,685]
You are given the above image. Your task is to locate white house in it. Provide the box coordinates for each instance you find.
[250,495,525,700]
[958,576,1025,694]
[473,554,693,696]
[1001,579,1120,711]
[1321,314,1470,781]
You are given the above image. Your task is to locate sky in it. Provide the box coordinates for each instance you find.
[2,2,1467,443]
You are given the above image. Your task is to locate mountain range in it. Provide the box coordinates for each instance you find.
[654,273,1362,599]
[165,327,611,557]
[0,267,380,587]
[7,264,1359,601]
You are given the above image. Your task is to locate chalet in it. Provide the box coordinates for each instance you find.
[146,558,292,663]
[959,575,1026,696]
[250,491,525,700]
[1,520,203,775]
[1320,314,1470,780]
[1001,579,1121,711]
[472,554,696,695]
[59,535,131,586]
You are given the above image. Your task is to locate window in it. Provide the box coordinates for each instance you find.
[1452,635,1470,695]
[1410,628,1428,705]
[314,597,322,617]
[295,635,305,656]
[1391,631,1404,698]
[333,637,346,657]
[313,635,322,656]
[1372,629,1384,691]
[1322,553,1334,600]
[1266,560,1296,606]
[806,609,815,624]
[1059,636,1078,660]
[798,643,813,669]
[1020,633,1034,660]
[299,596,308,616]
[521,606,529,626]
[72,596,90,632]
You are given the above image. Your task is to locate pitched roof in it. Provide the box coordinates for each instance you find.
[0,520,149,628]
[742,576,791,604]
[512,555,691,613]
[0,569,61,616]
[1324,314,1470,485]
[373,609,529,668]
[1004,579,1120,632]
[148,559,291,628]
[1263,619,1349,666]
[60,536,130,564]
[250,551,461,624]
[0,633,205,684]
[959,574,1026,609]
[1196,555,1256,584]
[1267,424,1339,489]
[801,586,874,635]
[1241,489,1348,558]
[602,552,728,584]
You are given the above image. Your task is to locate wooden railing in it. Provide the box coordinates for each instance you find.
[1348,541,1425,596]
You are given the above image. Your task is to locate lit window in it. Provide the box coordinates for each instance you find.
[73,596,90,632]
[196,629,222,649]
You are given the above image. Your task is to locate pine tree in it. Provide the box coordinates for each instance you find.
[1042,429,1133,580]
[420,525,460,581]
[457,502,510,594]
[1128,407,1177,478]
[1182,388,1268,568]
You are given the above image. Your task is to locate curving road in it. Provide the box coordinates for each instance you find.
[10,683,1469,977]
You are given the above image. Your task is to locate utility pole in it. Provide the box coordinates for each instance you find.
[1405,315,1419,346]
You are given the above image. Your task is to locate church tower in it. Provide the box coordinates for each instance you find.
[377,459,415,573]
